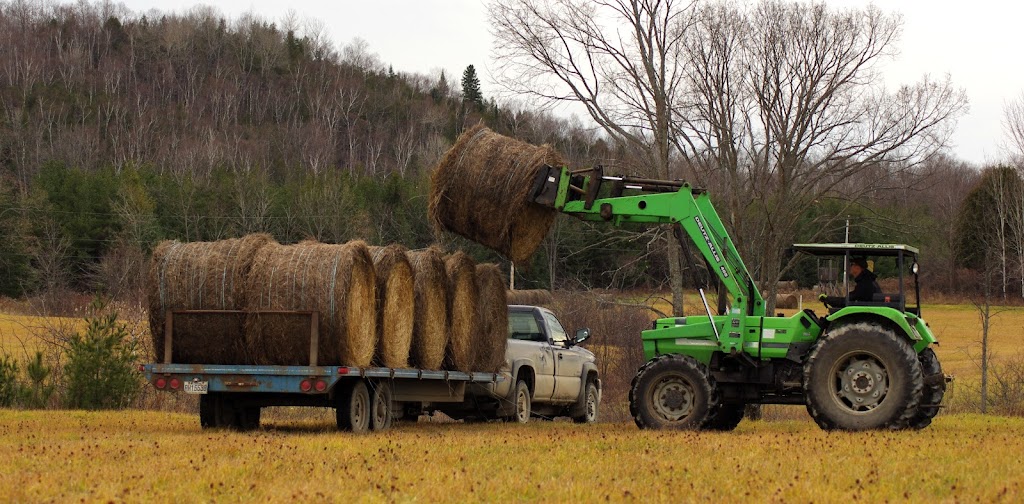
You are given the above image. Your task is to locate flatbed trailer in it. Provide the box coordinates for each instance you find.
[142,309,505,432]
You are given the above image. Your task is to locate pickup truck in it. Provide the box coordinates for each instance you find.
[440,305,601,424]
[142,304,601,431]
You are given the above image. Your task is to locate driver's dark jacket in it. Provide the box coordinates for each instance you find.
[849,269,881,302]
[825,269,881,307]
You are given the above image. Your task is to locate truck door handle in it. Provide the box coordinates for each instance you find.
[558,354,563,360]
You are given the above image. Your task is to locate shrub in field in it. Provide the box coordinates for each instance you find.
[64,300,141,410]
[20,352,55,409]
[0,355,18,407]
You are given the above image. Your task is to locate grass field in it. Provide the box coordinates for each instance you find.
[2,303,1024,501]
[1,410,1022,502]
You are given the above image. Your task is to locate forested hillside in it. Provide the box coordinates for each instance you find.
[0,0,989,303]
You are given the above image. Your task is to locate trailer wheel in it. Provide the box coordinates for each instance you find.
[199,394,216,429]
[369,380,394,432]
[804,323,923,431]
[235,406,261,431]
[200,393,236,429]
[629,354,717,430]
[336,380,371,433]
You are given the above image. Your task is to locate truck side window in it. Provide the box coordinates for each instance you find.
[543,313,568,346]
[509,312,545,342]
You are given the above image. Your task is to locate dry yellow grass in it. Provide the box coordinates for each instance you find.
[0,410,1022,502]
[0,313,86,359]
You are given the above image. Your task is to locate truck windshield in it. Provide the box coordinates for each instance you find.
[509,312,545,342]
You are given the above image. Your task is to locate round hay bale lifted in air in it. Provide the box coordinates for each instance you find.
[474,263,509,373]
[245,240,376,367]
[443,252,479,372]
[368,244,415,369]
[147,233,274,364]
[405,247,449,370]
[429,124,563,264]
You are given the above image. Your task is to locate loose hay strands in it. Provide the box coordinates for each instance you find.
[147,233,274,364]
[444,252,478,372]
[368,245,414,368]
[506,289,554,307]
[245,241,376,367]
[429,123,563,264]
[474,264,508,372]
[406,247,448,370]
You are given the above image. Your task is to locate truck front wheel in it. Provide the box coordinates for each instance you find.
[572,381,599,424]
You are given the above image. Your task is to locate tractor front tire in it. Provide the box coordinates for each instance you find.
[804,323,923,431]
[908,348,945,429]
[630,355,717,430]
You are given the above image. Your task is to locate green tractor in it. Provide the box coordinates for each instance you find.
[531,166,948,431]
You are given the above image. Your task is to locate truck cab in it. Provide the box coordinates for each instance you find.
[453,305,601,423]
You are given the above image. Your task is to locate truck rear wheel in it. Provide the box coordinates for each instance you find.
[506,380,531,424]
[369,380,394,431]
[804,323,923,431]
[908,348,945,429]
[629,355,717,430]
[336,380,371,433]
[199,394,216,429]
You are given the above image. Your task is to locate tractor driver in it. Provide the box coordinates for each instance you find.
[818,257,881,308]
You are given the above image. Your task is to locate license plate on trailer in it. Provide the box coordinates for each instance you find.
[183,380,208,394]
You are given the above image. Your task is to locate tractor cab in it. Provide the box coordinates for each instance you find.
[792,243,921,316]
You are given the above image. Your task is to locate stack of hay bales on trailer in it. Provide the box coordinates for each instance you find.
[147,235,515,371]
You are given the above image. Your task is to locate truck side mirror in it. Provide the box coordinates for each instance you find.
[574,328,591,345]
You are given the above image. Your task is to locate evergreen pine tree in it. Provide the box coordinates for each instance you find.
[461,65,483,107]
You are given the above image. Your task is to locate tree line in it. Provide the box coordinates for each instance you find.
[0,0,1017,307]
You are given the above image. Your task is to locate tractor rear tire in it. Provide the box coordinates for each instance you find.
[908,348,945,429]
[804,323,923,431]
[705,403,745,431]
[630,355,717,430]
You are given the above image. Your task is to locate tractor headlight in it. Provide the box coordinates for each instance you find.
[911,262,919,275]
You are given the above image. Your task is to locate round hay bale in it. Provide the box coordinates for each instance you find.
[147,233,274,364]
[368,245,414,368]
[429,123,563,264]
[506,289,554,307]
[775,293,799,310]
[405,248,449,370]
[245,241,376,367]
[444,252,478,372]
[474,263,509,372]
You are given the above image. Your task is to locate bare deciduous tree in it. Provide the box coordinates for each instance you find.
[489,0,696,315]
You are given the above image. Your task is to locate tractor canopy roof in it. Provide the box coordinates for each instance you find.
[791,243,919,258]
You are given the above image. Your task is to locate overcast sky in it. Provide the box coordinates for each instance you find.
[116,0,1024,165]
